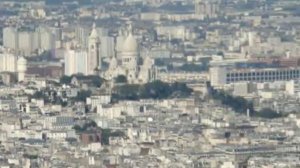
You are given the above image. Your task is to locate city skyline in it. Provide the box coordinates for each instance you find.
[0,0,299,167]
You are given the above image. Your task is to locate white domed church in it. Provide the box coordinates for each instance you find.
[102,26,156,84]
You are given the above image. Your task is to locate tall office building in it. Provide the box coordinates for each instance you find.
[36,26,55,51]
[195,0,220,19]
[18,31,36,56]
[0,53,17,72]
[66,24,104,76]
[3,27,18,50]
[64,48,88,76]
[75,26,90,49]
[96,27,109,37]
[100,36,115,58]
[50,21,63,49]
[3,26,55,56]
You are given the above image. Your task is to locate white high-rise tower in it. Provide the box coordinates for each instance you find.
[0,53,17,72]
[87,23,101,75]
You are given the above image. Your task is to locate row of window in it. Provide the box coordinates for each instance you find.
[123,58,136,63]
[227,70,300,78]
[226,75,300,83]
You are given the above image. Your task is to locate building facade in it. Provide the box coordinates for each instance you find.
[64,49,88,76]
[195,0,220,19]
[210,66,300,87]
[3,26,55,56]
[3,27,18,50]
[0,53,17,73]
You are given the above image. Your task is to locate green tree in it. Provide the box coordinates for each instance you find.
[90,76,104,87]
[224,132,231,139]
[208,85,283,119]
[32,91,44,99]
[140,80,171,99]
[114,84,140,100]
[179,63,208,72]
[60,75,72,84]
[171,82,193,97]
[23,154,38,160]
[73,121,98,132]
[101,129,111,145]
[255,108,282,119]
[101,129,125,145]
[74,90,92,102]
[114,75,127,83]
[113,80,192,100]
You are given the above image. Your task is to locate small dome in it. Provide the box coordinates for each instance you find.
[17,57,27,64]
[122,33,138,53]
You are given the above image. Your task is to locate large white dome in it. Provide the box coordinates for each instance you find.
[122,33,138,53]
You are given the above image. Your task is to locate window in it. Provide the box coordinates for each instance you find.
[89,135,94,141]
[96,135,100,142]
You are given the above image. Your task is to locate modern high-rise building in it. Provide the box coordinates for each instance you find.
[3,26,55,56]
[18,31,35,56]
[195,0,220,19]
[3,27,18,50]
[65,24,102,76]
[96,27,109,37]
[75,26,90,49]
[100,36,115,58]
[64,49,88,76]
[49,21,63,49]
[0,52,17,73]
[36,27,55,51]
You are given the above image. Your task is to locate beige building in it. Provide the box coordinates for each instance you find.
[195,0,220,19]
[0,52,17,73]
